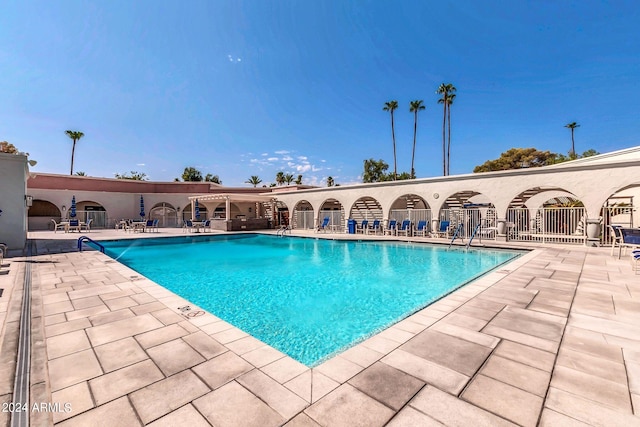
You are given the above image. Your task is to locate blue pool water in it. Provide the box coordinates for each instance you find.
[99,234,521,366]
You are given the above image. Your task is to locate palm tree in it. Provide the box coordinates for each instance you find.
[65,130,84,175]
[284,173,294,185]
[275,171,285,186]
[446,91,456,175]
[295,174,303,185]
[409,100,425,179]
[565,122,580,158]
[245,176,262,187]
[383,100,399,180]
[326,176,335,187]
[436,83,456,175]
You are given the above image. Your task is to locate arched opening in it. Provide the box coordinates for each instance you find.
[599,183,640,246]
[349,197,383,223]
[292,200,314,229]
[506,187,586,244]
[28,200,62,231]
[319,198,344,232]
[388,194,431,229]
[150,202,178,228]
[438,191,495,239]
[76,200,107,229]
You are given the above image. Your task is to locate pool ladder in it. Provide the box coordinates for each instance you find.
[77,236,105,253]
[276,226,291,237]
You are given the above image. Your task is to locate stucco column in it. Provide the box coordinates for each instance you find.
[190,199,195,221]
[225,197,231,221]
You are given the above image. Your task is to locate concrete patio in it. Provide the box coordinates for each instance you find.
[0,229,639,426]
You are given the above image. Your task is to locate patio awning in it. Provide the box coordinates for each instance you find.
[187,193,276,203]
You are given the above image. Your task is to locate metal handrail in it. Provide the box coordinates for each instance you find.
[466,223,483,249]
[448,223,464,248]
[77,236,105,253]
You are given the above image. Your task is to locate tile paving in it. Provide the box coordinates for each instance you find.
[0,229,639,425]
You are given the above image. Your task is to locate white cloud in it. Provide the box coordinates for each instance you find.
[282,155,293,161]
[261,153,268,156]
[136,163,145,166]
[274,150,290,155]
[296,164,312,173]
[267,157,278,161]
[297,156,307,161]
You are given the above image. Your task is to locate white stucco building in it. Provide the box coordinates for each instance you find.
[0,152,31,249]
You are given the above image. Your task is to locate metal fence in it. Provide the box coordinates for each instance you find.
[436,208,497,240]
[507,207,587,244]
[294,210,315,229]
[389,209,433,232]
[318,210,344,232]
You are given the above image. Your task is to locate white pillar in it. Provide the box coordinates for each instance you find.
[225,197,231,221]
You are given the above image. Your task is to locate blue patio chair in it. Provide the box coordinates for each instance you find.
[152,218,159,232]
[356,219,369,234]
[609,225,622,256]
[434,220,450,238]
[397,220,412,237]
[369,219,382,235]
[202,219,211,232]
[414,220,428,237]
[317,217,330,233]
[183,219,194,233]
[384,219,398,236]
[68,219,80,233]
[618,228,640,259]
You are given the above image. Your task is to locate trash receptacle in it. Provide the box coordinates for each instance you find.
[348,219,356,234]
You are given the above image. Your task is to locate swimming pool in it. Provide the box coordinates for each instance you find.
[100,234,521,366]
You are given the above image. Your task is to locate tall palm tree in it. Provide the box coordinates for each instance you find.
[65,130,84,175]
[383,100,399,180]
[245,176,262,187]
[436,83,456,175]
[326,176,335,187]
[409,100,425,179]
[275,171,285,186]
[564,122,580,158]
[446,91,456,175]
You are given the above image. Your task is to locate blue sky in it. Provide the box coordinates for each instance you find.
[2,1,639,186]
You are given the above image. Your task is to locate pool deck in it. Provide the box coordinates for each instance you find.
[1,228,639,426]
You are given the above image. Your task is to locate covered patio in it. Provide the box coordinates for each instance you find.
[187,193,278,231]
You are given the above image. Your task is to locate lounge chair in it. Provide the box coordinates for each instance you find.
[317,217,330,233]
[51,219,66,233]
[609,225,622,256]
[631,249,640,273]
[384,219,398,236]
[397,220,412,237]
[414,220,428,237]
[369,219,381,235]
[356,220,369,234]
[618,228,640,259]
[433,220,450,238]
